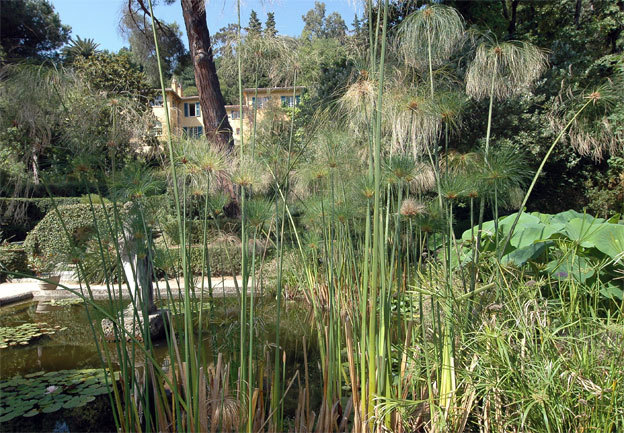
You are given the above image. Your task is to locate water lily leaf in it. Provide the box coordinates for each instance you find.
[63,397,86,409]
[23,409,40,417]
[0,412,19,422]
[25,371,45,378]
[41,402,63,413]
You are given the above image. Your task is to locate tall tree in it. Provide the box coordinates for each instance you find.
[180,0,233,149]
[73,51,155,100]
[247,10,262,37]
[265,12,277,37]
[302,2,327,38]
[302,2,347,40]
[324,12,347,40]
[0,0,70,62]
[120,5,188,86]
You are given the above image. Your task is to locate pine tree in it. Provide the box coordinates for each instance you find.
[248,10,262,37]
[265,12,277,37]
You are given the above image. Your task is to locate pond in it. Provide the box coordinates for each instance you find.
[0,297,318,432]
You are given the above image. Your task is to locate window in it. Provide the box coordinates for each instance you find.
[281,95,301,107]
[231,110,240,119]
[184,102,201,117]
[236,128,240,135]
[151,95,163,107]
[182,126,203,138]
[252,96,271,108]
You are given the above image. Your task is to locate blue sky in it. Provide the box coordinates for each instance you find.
[50,0,362,51]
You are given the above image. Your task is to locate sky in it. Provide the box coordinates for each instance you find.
[50,0,362,52]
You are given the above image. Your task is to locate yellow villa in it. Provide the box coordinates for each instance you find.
[151,78,305,142]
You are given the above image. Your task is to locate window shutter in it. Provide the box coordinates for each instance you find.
[184,103,189,117]
[281,96,286,107]
[197,126,203,137]
[296,96,301,105]
[196,102,201,116]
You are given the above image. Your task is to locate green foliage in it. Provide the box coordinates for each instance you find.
[23,204,115,271]
[471,283,624,432]
[0,369,117,422]
[120,6,189,86]
[265,12,277,38]
[461,210,624,299]
[586,155,624,217]
[247,10,262,37]
[0,245,29,282]
[0,197,83,241]
[0,0,70,62]
[302,1,347,40]
[61,36,100,64]
[153,242,244,277]
[162,218,239,245]
[73,52,155,100]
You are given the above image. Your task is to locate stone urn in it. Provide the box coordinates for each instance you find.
[38,275,61,290]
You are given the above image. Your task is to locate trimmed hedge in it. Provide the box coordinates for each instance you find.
[153,243,243,277]
[0,245,30,282]
[23,203,116,269]
[0,197,84,241]
[162,218,240,245]
[0,195,170,242]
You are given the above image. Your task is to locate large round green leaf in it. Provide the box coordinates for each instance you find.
[586,224,624,261]
[546,255,596,283]
[502,242,549,267]
[563,217,605,247]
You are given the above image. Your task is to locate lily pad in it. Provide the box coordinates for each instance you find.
[0,368,117,419]
[23,408,40,417]
[0,323,64,349]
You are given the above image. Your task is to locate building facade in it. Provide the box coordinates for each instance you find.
[151,78,304,143]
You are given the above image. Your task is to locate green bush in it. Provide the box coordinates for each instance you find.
[23,203,116,271]
[153,242,243,277]
[0,197,84,241]
[0,244,30,282]
[162,218,240,245]
[460,210,624,300]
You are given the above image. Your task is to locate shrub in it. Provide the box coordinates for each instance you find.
[0,197,83,241]
[153,239,247,277]
[161,218,240,245]
[0,244,30,282]
[23,203,117,272]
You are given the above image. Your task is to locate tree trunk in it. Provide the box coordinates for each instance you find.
[31,149,40,185]
[180,0,233,150]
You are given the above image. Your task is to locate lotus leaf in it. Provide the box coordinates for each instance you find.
[564,217,605,247]
[461,209,624,298]
[600,284,624,301]
[502,242,549,267]
[586,224,624,261]
[546,255,595,283]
